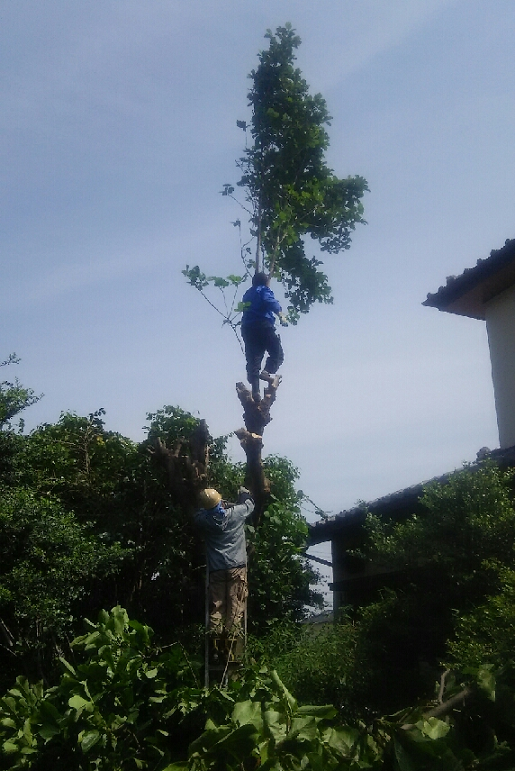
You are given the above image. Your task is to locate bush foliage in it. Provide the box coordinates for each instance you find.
[0,361,322,694]
[3,361,515,767]
[4,606,515,770]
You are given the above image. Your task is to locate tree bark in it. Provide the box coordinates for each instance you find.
[401,686,475,730]
[235,375,282,526]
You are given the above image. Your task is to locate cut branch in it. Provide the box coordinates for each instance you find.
[150,418,211,510]
[401,686,475,730]
[235,375,282,526]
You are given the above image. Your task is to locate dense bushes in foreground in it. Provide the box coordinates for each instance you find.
[2,606,515,770]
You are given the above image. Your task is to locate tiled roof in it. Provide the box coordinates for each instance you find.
[423,238,515,319]
[308,444,515,544]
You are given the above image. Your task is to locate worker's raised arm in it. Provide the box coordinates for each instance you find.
[235,486,255,517]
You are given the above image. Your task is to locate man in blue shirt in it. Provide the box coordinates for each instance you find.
[241,272,287,401]
[195,486,254,659]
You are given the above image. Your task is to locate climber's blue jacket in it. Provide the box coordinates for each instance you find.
[241,285,282,328]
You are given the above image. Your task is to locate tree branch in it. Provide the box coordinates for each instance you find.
[401,686,475,730]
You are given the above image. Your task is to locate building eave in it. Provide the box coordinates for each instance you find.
[308,444,515,545]
[423,238,515,319]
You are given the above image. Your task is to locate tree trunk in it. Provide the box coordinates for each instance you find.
[235,375,282,527]
[150,376,281,528]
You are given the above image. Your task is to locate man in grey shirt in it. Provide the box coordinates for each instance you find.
[195,487,254,656]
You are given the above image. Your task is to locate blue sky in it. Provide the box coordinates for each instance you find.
[2,0,514,568]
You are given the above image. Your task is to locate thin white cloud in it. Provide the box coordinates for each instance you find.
[292,0,462,91]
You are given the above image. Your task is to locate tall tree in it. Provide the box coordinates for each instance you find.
[184,24,368,326]
[183,25,368,516]
[239,24,368,320]
[0,354,41,430]
[0,354,42,486]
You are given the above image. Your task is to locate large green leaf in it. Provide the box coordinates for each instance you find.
[232,699,264,731]
[68,694,94,713]
[79,729,101,753]
[415,717,450,741]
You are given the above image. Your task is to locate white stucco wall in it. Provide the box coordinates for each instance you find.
[485,284,515,449]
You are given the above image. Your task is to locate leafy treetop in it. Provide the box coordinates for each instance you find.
[184,24,368,327]
[240,24,368,318]
[0,354,41,430]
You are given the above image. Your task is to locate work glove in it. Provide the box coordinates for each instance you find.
[278,312,288,327]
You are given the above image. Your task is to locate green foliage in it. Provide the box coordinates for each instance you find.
[4,370,515,767]
[0,606,201,770]
[0,354,41,430]
[184,25,368,329]
[358,461,515,691]
[144,405,243,499]
[181,266,247,343]
[247,456,324,630]
[247,501,322,630]
[257,462,515,725]
[253,624,515,768]
[239,25,368,319]
[20,409,141,518]
[3,607,515,770]
[0,355,42,487]
[0,387,320,691]
[448,565,515,670]
[2,608,364,770]
[145,405,204,448]
[14,408,207,642]
[357,462,515,712]
[250,619,361,713]
[0,485,126,692]
[255,600,437,723]
[365,461,515,586]
[184,667,378,771]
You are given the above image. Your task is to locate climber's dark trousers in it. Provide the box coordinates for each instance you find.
[241,322,284,383]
